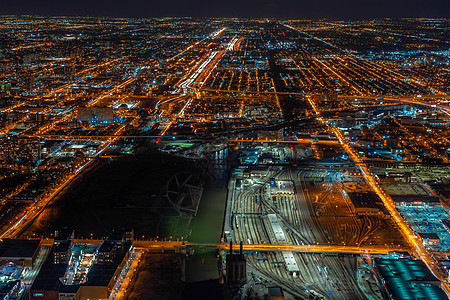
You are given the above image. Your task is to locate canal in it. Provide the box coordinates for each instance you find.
[188,148,229,243]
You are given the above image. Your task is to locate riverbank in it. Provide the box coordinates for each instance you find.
[19,150,205,239]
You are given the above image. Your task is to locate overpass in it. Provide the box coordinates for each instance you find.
[227,138,339,145]
[188,86,305,96]
[338,95,450,114]
[38,239,406,255]
[22,134,194,141]
[22,134,339,145]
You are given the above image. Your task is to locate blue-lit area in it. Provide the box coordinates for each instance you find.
[375,258,448,300]
[398,204,450,251]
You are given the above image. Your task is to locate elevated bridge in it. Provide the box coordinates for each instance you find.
[39,239,406,255]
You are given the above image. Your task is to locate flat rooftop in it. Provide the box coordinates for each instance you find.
[375,258,447,300]
[382,183,440,204]
[31,253,66,291]
[85,263,118,287]
[382,183,432,196]
[86,241,130,286]
[398,205,450,251]
[267,214,287,244]
[347,191,384,209]
[0,239,40,259]
[268,286,284,297]
[282,251,299,273]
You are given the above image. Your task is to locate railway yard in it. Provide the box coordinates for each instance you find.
[223,145,410,299]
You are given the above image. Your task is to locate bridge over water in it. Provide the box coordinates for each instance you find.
[38,239,406,255]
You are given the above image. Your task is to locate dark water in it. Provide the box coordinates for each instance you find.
[183,149,230,299]
[20,147,231,299]
[183,247,229,300]
[20,150,204,239]
[188,149,229,243]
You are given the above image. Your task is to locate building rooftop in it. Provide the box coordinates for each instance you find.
[54,240,72,253]
[268,286,284,297]
[30,256,66,291]
[383,183,432,196]
[270,180,294,195]
[0,280,19,296]
[32,241,130,293]
[418,232,440,240]
[86,241,130,286]
[84,263,118,287]
[98,241,117,253]
[398,205,450,251]
[0,239,40,260]
[375,258,447,300]
[267,214,287,244]
[382,183,441,205]
[347,191,384,209]
[282,251,299,273]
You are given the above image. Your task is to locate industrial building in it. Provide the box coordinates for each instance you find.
[226,242,247,285]
[398,205,450,251]
[382,183,441,206]
[270,181,294,196]
[345,191,387,216]
[53,228,75,265]
[0,239,41,269]
[374,258,447,300]
[76,106,114,124]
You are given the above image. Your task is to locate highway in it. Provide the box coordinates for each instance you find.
[229,138,339,145]
[333,122,450,296]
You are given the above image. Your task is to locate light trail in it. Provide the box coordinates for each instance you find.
[155,94,187,109]
[88,77,137,107]
[176,33,238,91]
[35,238,403,254]
[210,27,227,38]
[167,27,226,62]
[178,51,220,90]
[109,249,142,300]
[226,38,239,51]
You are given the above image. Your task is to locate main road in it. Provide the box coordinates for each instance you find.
[37,238,403,254]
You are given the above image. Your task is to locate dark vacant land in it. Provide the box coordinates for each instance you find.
[128,253,184,300]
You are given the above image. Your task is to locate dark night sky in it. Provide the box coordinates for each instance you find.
[1,0,449,18]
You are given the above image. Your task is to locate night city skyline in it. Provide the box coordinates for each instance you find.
[1,0,450,18]
[0,4,449,300]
